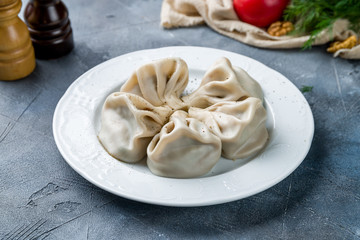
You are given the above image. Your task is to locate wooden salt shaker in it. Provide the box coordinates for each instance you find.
[24,0,74,59]
[0,0,36,81]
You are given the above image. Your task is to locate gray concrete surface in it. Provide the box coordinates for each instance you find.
[1,0,359,239]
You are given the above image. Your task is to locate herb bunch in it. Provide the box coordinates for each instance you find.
[283,0,360,49]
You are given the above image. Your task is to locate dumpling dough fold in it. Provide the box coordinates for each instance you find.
[188,97,268,159]
[147,110,221,178]
[120,58,189,110]
[182,57,263,108]
[98,92,172,163]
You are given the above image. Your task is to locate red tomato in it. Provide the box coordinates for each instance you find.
[233,0,290,27]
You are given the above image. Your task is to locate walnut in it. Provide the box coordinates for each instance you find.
[267,21,294,37]
[327,35,358,53]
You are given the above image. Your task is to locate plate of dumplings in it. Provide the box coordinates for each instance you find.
[53,46,314,206]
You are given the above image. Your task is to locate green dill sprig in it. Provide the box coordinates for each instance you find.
[283,0,360,49]
[300,85,313,93]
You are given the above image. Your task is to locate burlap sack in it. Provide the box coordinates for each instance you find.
[161,0,360,59]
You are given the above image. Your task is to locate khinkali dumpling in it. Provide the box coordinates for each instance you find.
[120,58,188,110]
[98,92,172,163]
[188,97,268,159]
[147,110,221,178]
[183,57,263,108]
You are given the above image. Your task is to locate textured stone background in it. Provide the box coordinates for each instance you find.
[0,0,359,239]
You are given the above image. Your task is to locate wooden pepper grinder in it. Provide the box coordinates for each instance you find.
[24,0,74,59]
[0,0,36,81]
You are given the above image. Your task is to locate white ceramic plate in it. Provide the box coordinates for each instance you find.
[53,46,314,207]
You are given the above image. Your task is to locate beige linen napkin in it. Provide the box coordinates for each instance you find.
[161,0,359,59]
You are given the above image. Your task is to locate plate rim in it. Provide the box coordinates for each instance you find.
[53,46,314,207]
